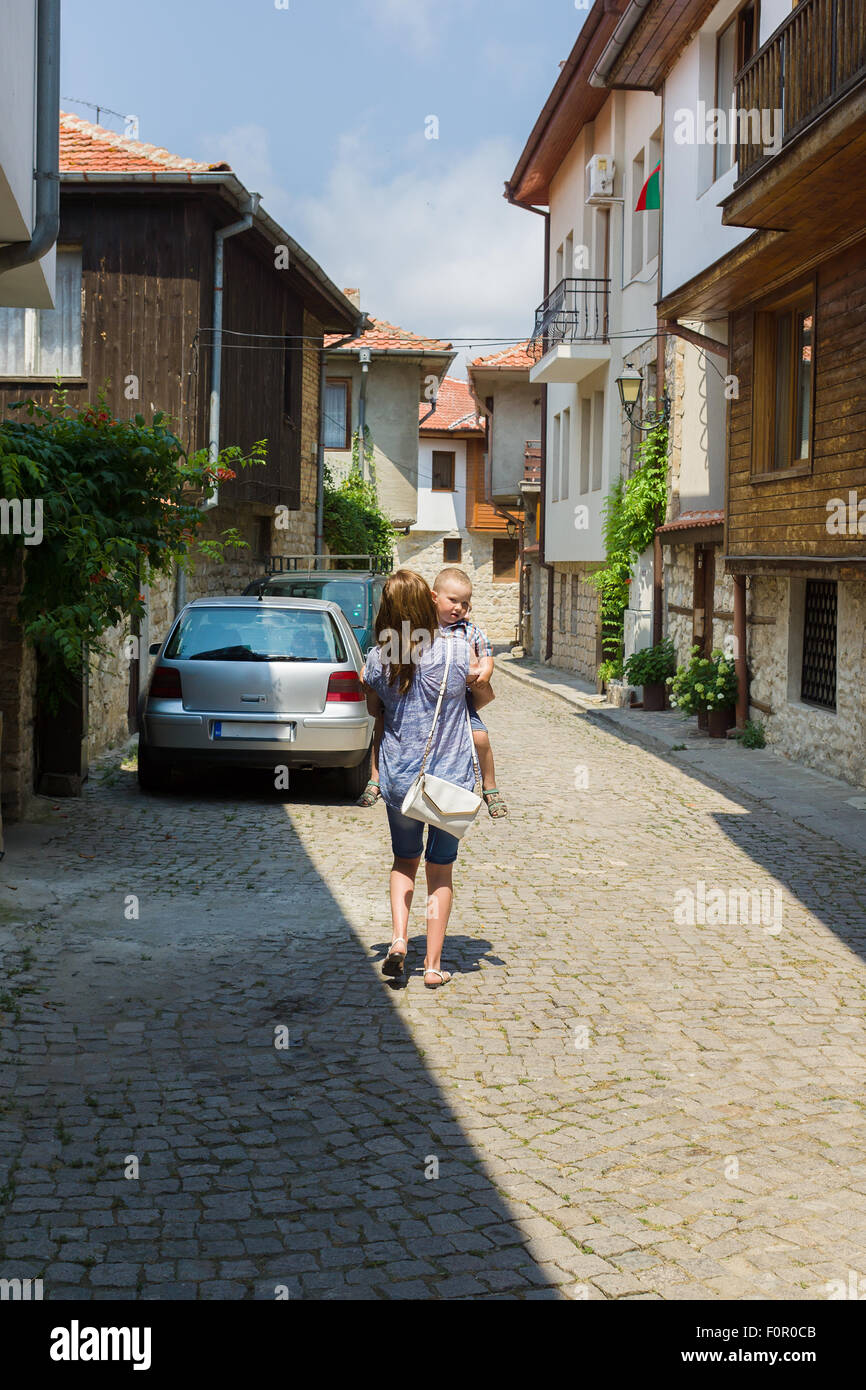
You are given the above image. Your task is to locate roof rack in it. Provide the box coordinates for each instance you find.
[261,554,391,576]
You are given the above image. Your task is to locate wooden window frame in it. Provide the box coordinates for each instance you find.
[431,450,456,493]
[492,537,519,584]
[443,537,462,564]
[750,278,816,481]
[324,377,352,451]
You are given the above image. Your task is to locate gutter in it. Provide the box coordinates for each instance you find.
[589,0,652,88]
[0,0,61,276]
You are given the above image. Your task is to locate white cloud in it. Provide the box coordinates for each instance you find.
[363,0,438,48]
[292,129,543,375]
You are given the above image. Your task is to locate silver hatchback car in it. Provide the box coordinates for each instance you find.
[137,596,374,797]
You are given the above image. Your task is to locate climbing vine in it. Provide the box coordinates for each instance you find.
[0,391,266,706]
[590,417,669,666]
[323,428,397,570]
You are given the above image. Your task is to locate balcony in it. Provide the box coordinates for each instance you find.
[724,0,866,235]
[529,278,611,385]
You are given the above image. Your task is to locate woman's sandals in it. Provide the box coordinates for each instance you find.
[382,937,407,977]
[483,788,508,818]
[423,962,452,989]
[357,779,382,808]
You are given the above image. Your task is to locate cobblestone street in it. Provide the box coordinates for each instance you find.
[2,671,866,1301]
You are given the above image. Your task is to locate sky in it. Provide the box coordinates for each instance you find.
[60,0,586,374]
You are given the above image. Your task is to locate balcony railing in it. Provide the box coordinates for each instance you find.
[529,278,610,364]
[523,441,541,485]
[736,0,866,180]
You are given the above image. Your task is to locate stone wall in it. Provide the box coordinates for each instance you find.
[548,561,600,681]
[393,531,519,645]
[747,575,866,788]
[664,541,734,664]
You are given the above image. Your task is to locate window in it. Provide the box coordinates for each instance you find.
[0,249,83,376]
[492,537,519,583]
[579,398,591,495]
[324,378,351,449]
[551,413,561,502]
[555,243,564,286]
[560,407,570,501]
[631,150,645,279]
[443,537,462,564]
[591,391,604,491]
[432,450,455,491]
[565,231,574,279]
[752,284,815,474]
[714,1,760,180]
[800,579,837,709]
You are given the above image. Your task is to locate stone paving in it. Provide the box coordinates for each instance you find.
[1,674,866,1300]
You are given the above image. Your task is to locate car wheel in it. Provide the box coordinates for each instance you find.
[341,752,370,801]
[137,740,173,793]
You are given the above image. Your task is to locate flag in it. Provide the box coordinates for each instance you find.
[636,160,661,211]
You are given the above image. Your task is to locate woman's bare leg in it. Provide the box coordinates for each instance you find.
[389,855,420,954]
[424,861,453,973]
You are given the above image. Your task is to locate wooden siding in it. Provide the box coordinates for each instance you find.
[726,240,866,558]
[465,437,508,532]
[0,190,318,511]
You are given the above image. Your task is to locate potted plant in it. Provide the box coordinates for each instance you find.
[596,657,623,695]
[624,639,676,711]
[704,649,738,737]
[668,645,714,727]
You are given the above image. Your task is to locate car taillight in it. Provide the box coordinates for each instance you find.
[326,671,364,702]
[150,665,182,699]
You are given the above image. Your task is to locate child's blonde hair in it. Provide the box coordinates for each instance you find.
[432,566,472,593]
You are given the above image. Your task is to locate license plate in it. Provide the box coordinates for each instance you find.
[212,721,296,741]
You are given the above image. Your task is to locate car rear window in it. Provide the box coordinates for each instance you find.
[165,608,348,663]
[265,580,369,628]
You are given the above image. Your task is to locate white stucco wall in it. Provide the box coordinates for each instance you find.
[542,88,661,565]
[662,0,790,300]
[413,438,467,532]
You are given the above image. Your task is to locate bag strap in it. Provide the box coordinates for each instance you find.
[418,635,452,777]
[418,635,483,793]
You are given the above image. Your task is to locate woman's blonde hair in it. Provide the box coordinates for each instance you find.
[375,569,438,695]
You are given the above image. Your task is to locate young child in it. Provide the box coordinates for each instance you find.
[358,567,508,818]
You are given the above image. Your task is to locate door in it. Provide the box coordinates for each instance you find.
[692,546,715,657]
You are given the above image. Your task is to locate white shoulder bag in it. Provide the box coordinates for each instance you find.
[400,636,483,839]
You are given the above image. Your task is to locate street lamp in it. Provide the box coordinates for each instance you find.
[506,517,517,540]
[615,361,670,428]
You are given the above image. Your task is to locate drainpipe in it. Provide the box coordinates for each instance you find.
[0,0,61,276]
[316,325,366,560]
[734,573,749,729]
[175,195,258,615]
[202,194,260,512]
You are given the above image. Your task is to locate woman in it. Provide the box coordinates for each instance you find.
[362,569,478,988]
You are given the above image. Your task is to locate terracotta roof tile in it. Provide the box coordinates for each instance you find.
[325,314,451,353]
[657,509,725,533]
[59,111,230,174]
[419,376,484,433]
[469,340,534,370]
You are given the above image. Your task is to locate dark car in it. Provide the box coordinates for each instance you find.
[243,561,387,655]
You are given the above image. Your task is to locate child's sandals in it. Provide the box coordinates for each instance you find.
[357,779,381,808]
[483,788,508,819]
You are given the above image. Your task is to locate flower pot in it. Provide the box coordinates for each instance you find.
[707,706,735,738]
[642,681,667,712]
[697,709,709,730]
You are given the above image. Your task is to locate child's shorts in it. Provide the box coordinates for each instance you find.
[466,690,487,733]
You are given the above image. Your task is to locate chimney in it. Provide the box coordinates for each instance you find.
[343,288,361,309]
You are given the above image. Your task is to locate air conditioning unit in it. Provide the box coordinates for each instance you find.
[585,154,615,203]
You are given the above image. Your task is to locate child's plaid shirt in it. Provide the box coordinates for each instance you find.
[441,618,492,661]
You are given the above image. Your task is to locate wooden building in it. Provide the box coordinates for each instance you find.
[0,114,361,819]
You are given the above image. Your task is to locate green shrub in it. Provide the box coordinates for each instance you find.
[597,657,624,684]
[624,638,676,687]
[668,645,738,714]
[738,718,766,749]
[322,432,397,570]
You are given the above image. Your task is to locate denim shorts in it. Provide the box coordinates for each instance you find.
[386,805,460,865]
[466,690,487,733]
